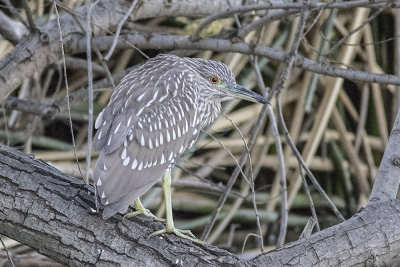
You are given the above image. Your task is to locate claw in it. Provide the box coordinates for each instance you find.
[123,209,165,222]
[123,199,165,222]
[148,227,206,245]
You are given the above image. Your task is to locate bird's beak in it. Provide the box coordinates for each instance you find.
[224,83,269,104]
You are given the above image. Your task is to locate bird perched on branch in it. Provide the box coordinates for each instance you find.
[93,54,268,243]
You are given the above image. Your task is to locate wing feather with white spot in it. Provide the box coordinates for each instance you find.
[93,56,202,218]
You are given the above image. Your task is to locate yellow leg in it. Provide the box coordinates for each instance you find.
[124,198,164,222]
[149,169,206,245]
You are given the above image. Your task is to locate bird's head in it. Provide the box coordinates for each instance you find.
[185,57,269,105]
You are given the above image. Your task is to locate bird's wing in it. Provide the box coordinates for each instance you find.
[93,66,148,153]
[93,66,202,219]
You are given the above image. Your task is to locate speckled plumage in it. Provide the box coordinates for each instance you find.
[93,54,266,219]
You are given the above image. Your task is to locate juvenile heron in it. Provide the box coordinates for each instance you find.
[93,54,268,243]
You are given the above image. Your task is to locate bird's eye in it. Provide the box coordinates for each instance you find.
[209,76,219,84]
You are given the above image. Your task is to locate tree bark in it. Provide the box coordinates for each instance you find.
[0,144,240,266]
[0,143,399,266]
[248,202,400,266]
[369,108,400,204]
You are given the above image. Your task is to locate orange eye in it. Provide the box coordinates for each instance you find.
[209,76,219,84]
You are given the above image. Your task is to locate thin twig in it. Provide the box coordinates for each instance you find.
[191,0,397,40]
[396,8,400,116]
[355,84,369,152]
[241,233,262,255]
[104,0,139,61]
[266,105,287,248]
[93,47,115,89]
[304,6,338,111]
[64,57,106,73]
[270,0,309,97]
[0,235,14,267]
[332,108,370,200]
[21,0,38,32]
[272,0,310,247]
[221,113,264,252]
[326,3,390,56]
[236,9,299,40]
[55,0,149,60]
[85,0,94,184]
[1,0,29,28]
[222,114,254,191]
[299,217,316,239]
[248,54,281,250]
[300,167,320,231]
[54,1,83,179]
[1,101,9,146]
[202,130,250,185]
[276,95,345,222]
[200,105,268,241]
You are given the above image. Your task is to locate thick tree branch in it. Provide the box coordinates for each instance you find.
[0,144,399,266]
[0,144,240,266]
[369,106,400,204]
[247,200,400,266]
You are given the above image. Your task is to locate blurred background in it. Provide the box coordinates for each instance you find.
[0,0,398,263]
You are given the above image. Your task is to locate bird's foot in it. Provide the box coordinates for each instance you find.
[124,209,165,222]
[148,226,206,245]
[124,200,165,222]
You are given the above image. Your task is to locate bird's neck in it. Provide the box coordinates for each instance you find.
[198,100,221,129]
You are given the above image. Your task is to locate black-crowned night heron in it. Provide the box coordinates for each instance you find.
[93,54,268,243]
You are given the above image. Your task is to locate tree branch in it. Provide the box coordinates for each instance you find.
[3,97,59,118]
[0,10,28,45]
[247,200,400,266]
[192,0,399,40]
[78,33,400,86]
[0,0,256,102]
[0,144,240,266]
[2,0,399,102]
[369,106,400,204]
[0,144,399,266]
[0,0,131,101]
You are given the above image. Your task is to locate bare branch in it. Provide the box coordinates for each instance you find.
[200,105,268,241]
[192,0,398,41]
[85,0,95,184]
[0,0,29,28]
[103,0,139,61]
[21,0,39,32]
[3,97,59,117]
[83,33,400,86]
[54,0,84,180]
[0,235,14,267]
[0,10,28,45]
[0,0,252,101]
[276,95,345,222]
[369,105,400,204]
